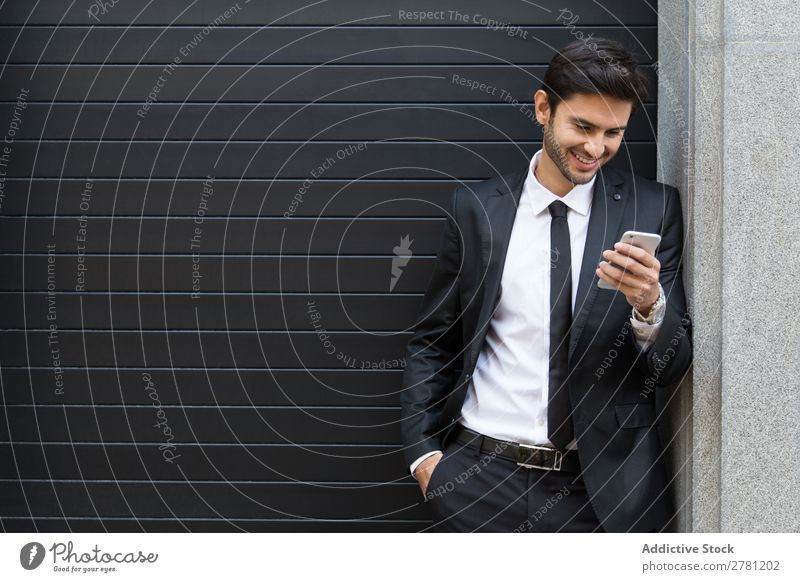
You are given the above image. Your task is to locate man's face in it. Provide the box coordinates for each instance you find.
[537,92,632,185]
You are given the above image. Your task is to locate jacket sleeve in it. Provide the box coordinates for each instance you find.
[399,185,465,469]
[630,185,693,386]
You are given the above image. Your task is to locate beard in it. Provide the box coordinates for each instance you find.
[542,120,601,186]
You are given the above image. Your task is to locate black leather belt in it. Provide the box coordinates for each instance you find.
[453,423,581,472]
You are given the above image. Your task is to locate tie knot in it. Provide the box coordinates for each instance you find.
[549,200,568,219]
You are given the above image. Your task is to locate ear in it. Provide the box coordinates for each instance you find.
[533,89,552,126]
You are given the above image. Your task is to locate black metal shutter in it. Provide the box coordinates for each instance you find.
[0,1,657,532]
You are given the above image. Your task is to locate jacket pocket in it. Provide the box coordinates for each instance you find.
[615,403,656,428]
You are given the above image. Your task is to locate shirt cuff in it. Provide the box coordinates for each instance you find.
[630,315,663,351]
[409,450,442,477]
[630,285,666,351]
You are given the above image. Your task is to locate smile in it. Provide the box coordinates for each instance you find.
[570,150,601,169]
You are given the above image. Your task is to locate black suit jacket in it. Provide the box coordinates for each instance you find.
[400,163,693,533]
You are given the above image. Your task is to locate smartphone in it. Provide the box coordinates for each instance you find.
[597,230,662,290]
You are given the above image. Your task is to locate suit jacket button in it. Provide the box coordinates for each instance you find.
[613,193,621,200]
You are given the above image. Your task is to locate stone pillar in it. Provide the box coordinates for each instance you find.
[658,0,800,532]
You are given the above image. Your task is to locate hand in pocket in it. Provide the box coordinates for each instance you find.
[415,452,444,498]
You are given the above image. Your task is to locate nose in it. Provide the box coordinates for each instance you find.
[583,139,604,160]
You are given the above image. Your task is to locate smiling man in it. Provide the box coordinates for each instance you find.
[400,38,693,533]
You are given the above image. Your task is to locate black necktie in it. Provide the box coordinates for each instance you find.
[547,200,574,449]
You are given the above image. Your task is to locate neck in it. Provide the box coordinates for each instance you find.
[535,150,576,197]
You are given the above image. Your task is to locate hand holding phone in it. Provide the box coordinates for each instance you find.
[597,231,661,290]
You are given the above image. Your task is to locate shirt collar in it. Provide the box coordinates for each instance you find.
[524,149,595,217]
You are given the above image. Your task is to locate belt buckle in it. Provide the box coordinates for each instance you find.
[516,443,562,471]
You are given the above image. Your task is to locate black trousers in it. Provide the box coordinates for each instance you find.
[424,430,604,533]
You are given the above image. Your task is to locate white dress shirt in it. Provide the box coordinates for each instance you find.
[410,150,664,476]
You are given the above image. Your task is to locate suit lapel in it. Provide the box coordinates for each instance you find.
[472,168,526,354]
[568,165,627,360]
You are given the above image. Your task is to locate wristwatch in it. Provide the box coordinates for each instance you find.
[633,283,665,324]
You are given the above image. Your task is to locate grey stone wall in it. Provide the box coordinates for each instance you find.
[658,0,800,532]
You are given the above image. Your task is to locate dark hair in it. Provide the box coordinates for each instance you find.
[541,38,650,115]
